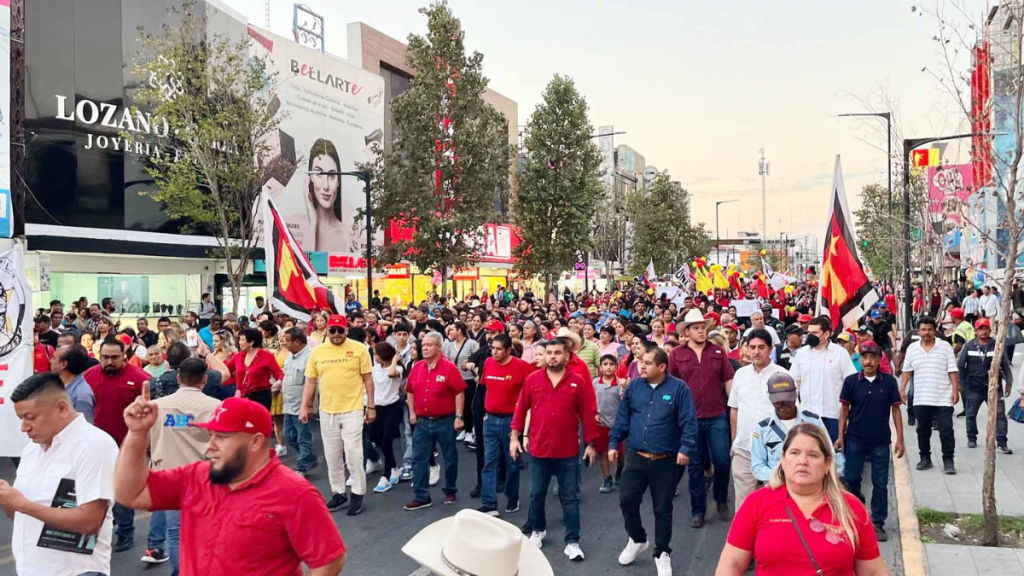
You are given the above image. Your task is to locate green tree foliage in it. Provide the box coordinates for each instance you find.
[361,1,510,298]
[126,2,286,314]
[853,180,926,284]
[627,173,711,275]
[513,75,604,286]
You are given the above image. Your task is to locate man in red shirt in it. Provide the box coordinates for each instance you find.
[668,309,736,528]
[114,390,347,576]
[556,328,592,383]
[510,337,598,562]
[478,333,533,517]
[85,337,152,552]
[404,331,467,511]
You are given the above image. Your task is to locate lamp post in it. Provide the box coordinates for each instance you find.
[716,199,739,265]
[840,112,892,291]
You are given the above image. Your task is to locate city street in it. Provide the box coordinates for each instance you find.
[0,427,731,575]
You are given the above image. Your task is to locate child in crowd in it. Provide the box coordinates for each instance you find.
[143,345,168,379]
[594,354,625,492]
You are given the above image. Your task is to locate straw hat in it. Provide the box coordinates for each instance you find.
[555,326,583,349]
[402,509,553,576]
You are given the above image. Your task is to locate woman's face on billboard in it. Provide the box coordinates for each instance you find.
[311,154,340,211]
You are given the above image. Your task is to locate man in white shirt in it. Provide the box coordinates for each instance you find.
[900,315,960,475]
[742,311,780,346]
[0,372,118,576]
[728,328,787,509]
[789,316,858,442]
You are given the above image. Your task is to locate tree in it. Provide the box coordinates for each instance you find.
[627,172,710,276]
[513,75,604,290]
[853,180,929,285]
[361,1,510,299]
[126,2,285,315]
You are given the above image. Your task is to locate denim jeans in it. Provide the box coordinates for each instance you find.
[148,509,166,549]
[528,455,581,544]
[822,417,840,443]
[481,415,521,509]
[964,388,1008,446]
[402,402,414,465]
[113,503,134,539]
[621,450,677,556]
[843,439,890,526]
[165,510,181,576]
[412,415,459,503]
[284,414,316,471]
[688,414,731,517]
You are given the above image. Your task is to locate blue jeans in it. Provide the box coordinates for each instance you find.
[843,438,890,526]
[146,510,181,572]
[147,509,166,549]
[822,417,839,443]
[284,414,316,471]
[402,402,414,465]
[113,503,134,539]
[688,414,731,516]
[528,455,581,544]
[412,416,459,502]
[482,415,521,509]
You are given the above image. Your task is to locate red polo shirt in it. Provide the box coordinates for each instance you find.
[667,343,735,418]
[727,486,880,576]
[406,356,468,417]
[567,352,592,384]
[84,363,152,445]
[147,453,345,576]
[511,368,598,459]
[482,356,533,414]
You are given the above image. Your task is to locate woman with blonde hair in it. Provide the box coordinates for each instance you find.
[714,423,889,576]
[309,311,329,346]
[213,330,238,363]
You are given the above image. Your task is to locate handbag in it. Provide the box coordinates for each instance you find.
[784,504,826,576]
[1007,323,1024,346]
[1009,397,1024,424]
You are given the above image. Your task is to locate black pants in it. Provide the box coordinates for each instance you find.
[473,384,486,486]
[915,405,955,460]
[370,402,404,474]
[247,388,272,412]
[619,450,676,557]
[463,380,477,435]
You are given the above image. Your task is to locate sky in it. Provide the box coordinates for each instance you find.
[223,0,983,262]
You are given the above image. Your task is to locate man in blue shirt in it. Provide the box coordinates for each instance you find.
[52,343,95,424]
[197,315,221,351]
[608,346,698,575]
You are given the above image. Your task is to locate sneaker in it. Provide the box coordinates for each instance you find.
[600,476,614,493]
[916,458,933,471]
[874,524,888,542]
[999,445,1014,455]
[504,499,520,514]
[365,458,383,475]
[717,501,733,521]
[445,493,458,505]
[618,538,650,565]
[466,440,477,451]
[404,499,433,511]
[141,548,168,564]
[528,530,546,548]
[326,493,349,511]
[399,466,413,482]
[564,542,585,561]
[968,439,978,448]
[346,494,364,516]
[389,469,400,485]
[477,506,500,517]
[908,416,917,426]
[690,516,706,529]
[429,465,441,486]
[373,477,393,494]
[655,552,673,576]
[275,444,288,457]
[470,484,482,498]
[943,460,956,475]
[464,431,476,445]
[114,536,134,553]
[956,410,966,418]
[456,430,467,442]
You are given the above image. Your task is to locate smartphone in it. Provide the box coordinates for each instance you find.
[186,329,200,349]
[583,454,593,468]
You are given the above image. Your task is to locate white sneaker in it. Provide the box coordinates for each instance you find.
[456,430,467,442]
[373,476,392,494]
[365,458,383,475]
[275,444,288,457]
[464,431,476,444]
[528,530,546,548]
[618,538,650,565]
[429,464,441,486]
[655,553,673,576]
[564,542,585,562]
[388,469,400,485]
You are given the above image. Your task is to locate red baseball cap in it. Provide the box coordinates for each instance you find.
[193,397,273,437]
[707,311,720,323]
[117,333,134,348]
[798,314,812,323]
[484,319,505,332]
[951,307,965,319]
[723,322,739,332]
[327,315,348,329]
[975,318,991,330]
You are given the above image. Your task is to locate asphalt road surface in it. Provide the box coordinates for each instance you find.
[0,425,730,575]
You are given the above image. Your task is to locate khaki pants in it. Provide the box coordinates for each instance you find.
[732,448,760,511]
[320,410,366,496]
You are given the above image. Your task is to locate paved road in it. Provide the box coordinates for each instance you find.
[0,425,730,575]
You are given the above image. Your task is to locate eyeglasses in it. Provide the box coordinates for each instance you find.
[328,328,345,334]
[808,517,843,545]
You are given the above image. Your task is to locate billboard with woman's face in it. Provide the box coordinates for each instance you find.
[249,25,385,264]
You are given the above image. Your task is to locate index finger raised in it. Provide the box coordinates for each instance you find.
[142,380,151,402]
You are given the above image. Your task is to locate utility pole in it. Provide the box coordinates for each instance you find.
[758,146,770,247]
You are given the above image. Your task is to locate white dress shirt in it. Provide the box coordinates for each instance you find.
[789,342,858,419]
[12,414,118,576]
[728,362,789,453]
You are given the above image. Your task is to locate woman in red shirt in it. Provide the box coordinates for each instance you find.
[714,423,889,576]
[228,327,284,411]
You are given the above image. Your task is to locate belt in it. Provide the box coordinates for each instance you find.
[632,450,669,461]
[420,414,455,421]
[486,412,514,418]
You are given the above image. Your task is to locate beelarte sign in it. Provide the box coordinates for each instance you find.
[290,60,364,95]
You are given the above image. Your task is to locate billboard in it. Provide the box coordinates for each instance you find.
[248,25,385,268]
[926,164,973,230]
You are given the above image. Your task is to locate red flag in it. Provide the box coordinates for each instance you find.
[755,275,770,299]
[817,156,879,332]
[262,195,342,321]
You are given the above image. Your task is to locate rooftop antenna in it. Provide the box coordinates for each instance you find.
[265,0,270,28]
[758,146,770,246]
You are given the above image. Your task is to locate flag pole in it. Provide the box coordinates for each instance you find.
[262,191,274,311]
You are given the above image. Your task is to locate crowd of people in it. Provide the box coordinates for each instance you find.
[4,277,1023,576]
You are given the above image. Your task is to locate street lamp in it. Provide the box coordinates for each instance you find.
[716,199,739,266]
[840,112,892,291]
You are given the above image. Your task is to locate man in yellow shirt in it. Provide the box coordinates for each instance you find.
[300,315,375,516]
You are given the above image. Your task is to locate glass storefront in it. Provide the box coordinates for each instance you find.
[35,272,203,320]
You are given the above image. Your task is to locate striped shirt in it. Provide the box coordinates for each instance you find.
[903,339,958,407]
[962,295,980,315]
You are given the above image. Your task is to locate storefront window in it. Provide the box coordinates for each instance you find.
[45,273,201,318]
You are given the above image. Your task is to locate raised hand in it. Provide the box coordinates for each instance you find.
[123,381,159,434]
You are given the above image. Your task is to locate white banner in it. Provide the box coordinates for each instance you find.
[0,244,34,457]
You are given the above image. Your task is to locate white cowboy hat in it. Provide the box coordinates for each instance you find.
[402,509,553,576]
[555,326,583,349]
[677,308,712,328]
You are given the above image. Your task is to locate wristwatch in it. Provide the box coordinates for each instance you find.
[455,414,464,420]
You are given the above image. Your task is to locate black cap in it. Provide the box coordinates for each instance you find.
[785,324,803,336]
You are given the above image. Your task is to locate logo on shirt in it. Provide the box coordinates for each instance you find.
[163,413,196,428]
[436,376,446,383]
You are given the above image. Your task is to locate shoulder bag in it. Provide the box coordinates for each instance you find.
[784,504,826,576]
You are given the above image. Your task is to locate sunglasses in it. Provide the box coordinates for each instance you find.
[809,517,843,545]
[329,328,346,334]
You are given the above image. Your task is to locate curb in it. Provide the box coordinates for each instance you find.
[893,442,927,576]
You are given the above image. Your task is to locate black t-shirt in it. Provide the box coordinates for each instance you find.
[139,330,159,349]
[38,330,59,348]
[868,320,893,348]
